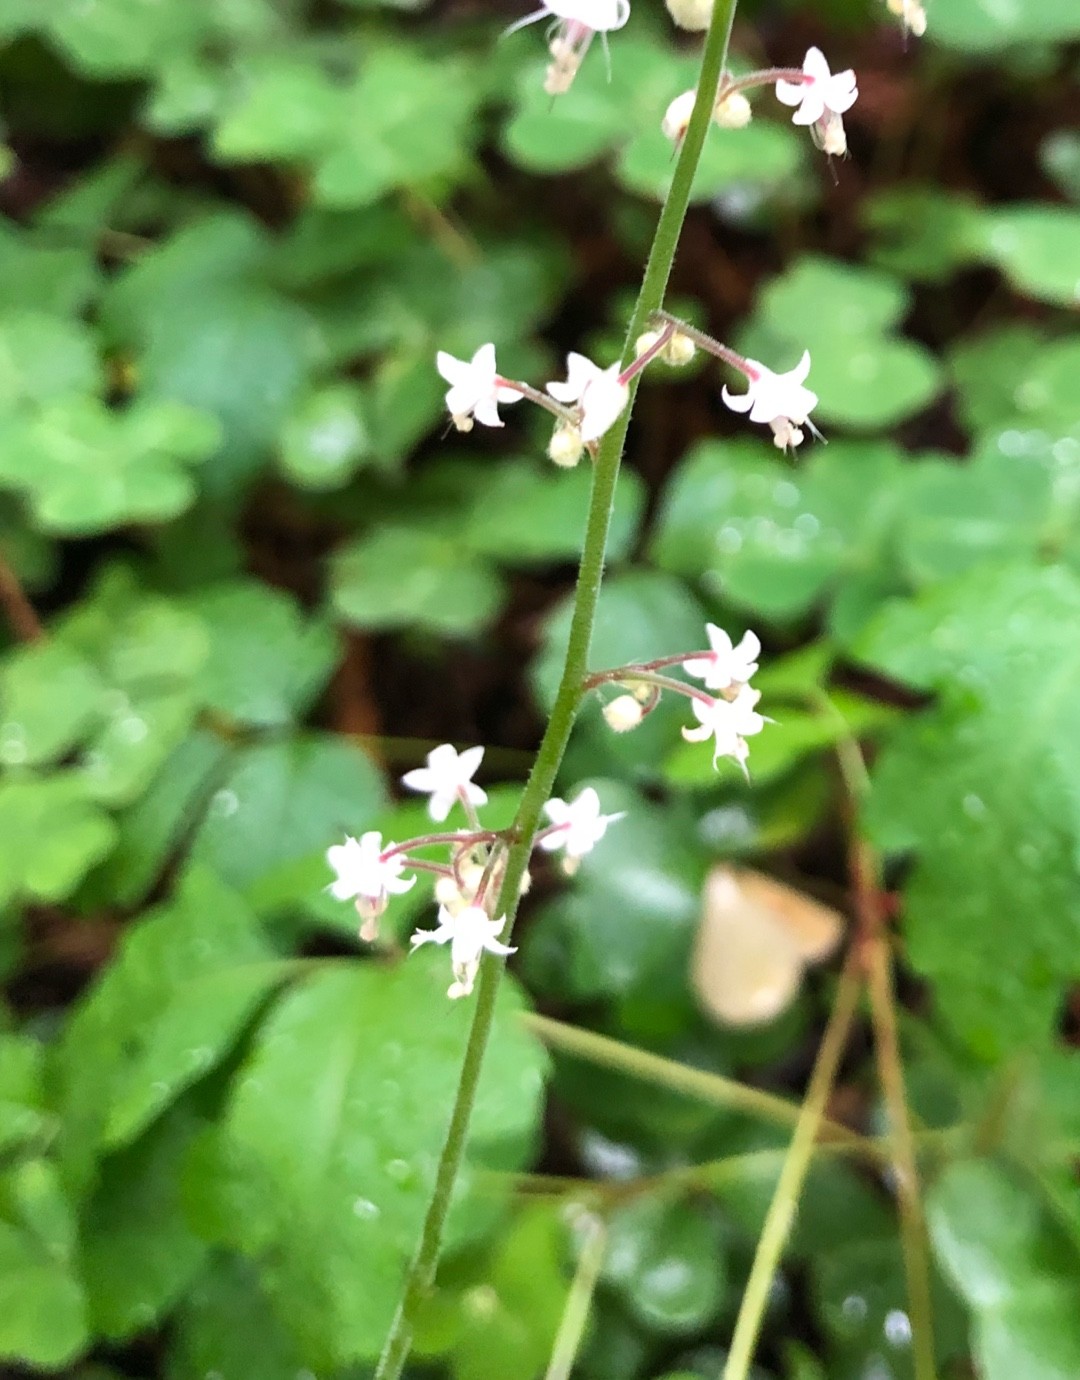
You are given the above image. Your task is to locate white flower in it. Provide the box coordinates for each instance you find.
[507,0,631,95]
[436,344,521,431]
[775,48,857,126]
[681,685,767,772]
[683,625,760,691]
[547,353,629,443]
[401,744,488,823]
[326,832,416,939]
[721,351,818,450]
[539,787,625,863]
[775,48,857,156]
[410,904,516,998]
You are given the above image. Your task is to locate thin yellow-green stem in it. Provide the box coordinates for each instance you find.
[544,1213,608,1380]
[523,1011,866,1151]
[722,956,862,1380]
[373,5,738,1374]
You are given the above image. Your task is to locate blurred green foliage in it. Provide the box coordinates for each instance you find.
[0,0,1079,1375]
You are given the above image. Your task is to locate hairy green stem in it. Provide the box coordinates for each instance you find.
[373,5,738,1374]
[722,956,862,1380]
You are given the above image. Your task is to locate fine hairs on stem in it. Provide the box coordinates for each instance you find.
[373,1,740,1373]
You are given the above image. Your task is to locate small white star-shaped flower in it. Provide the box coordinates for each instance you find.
[775,48,858,127]
[721,351,818,450]
[539,787,625,863]
[681,685,767,772]
[436,344,521,431]
[775,48,857,156]
[410,904,516,998]
[326,832,416,939]
[401,744,488,823]
[683,626,761,691]
[547,353,629,444]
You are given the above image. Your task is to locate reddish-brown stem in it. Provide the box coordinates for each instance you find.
[583,666,713,706]
[0,552,44,643]
[380,830,502,861]
[649,310,754,378]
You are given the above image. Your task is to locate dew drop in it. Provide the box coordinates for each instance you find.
[794,512,821,538]
[962,793,988,821]
[0,723,27,765]
[384,1158,412,1184]
[118,716,148,744]
[352,1196,380,1220]
[211,788,240,818]
[884,1308,913,1347]
[841,1293,868,1323]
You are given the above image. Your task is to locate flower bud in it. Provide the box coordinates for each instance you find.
[664,332,697,367]
[635,329,663,358]
[450,413,474,433]
[358,913,380,943]
[544,37,581,95]
[886,0,926,33]
[713,90,752,130]
[814,111,847,157]
[603,694,645,733]
[664,0,713,30]
[662,90,697,142]
[548,424,584,468]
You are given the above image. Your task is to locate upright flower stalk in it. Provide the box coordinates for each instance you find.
[372,1,740,1373]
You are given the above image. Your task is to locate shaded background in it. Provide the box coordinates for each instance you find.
[0,0,1079,1377]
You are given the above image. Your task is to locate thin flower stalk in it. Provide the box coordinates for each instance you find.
[373,0,740,1372]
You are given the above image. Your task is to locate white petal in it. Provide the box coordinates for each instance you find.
[471,397,505,428]
[482,937,517,957]
[721,383,755,414]
[436,351,468,386]
[457,745,485,779]
[471,342,498,375]
[774,78,805,108]
[802,46,832,82]
[401,766,435,793]
[791,90,825,126]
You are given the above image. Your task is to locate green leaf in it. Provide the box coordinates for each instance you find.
[0,226,98,316]
[740,257,942,429]
[974,205,1080,307]
[189,581,338,728]
[523,781,705,1003]
[0,397,221,534]
[652,439,910,627]
[278,381,373,490]
[0,1035,46,1155]
[899,433,1080,587]
[927,1160,1075,1310]
[0,1163,87,1368]
[103,213,321,487]
[219,961,547,1363]
[312,48,481,207]
[54,867,276,1193]
[928,0,1080,52]
[0,774,116,910]
[975,1284,1080,1380]
[190,735,386,888]
[0,641,104,767]
[857,564,1080,1055]
[604,1195,726,1334]
[330,527,504,637]
[80,1103,210,1338]
[0,309,98,410]
[211,53,344,162]
[462,459,645,565]
[169,1254,313,1380]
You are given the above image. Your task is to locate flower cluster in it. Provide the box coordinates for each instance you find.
[437,312,819,456]
[594,623,769,774]
[326,744,624,997]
